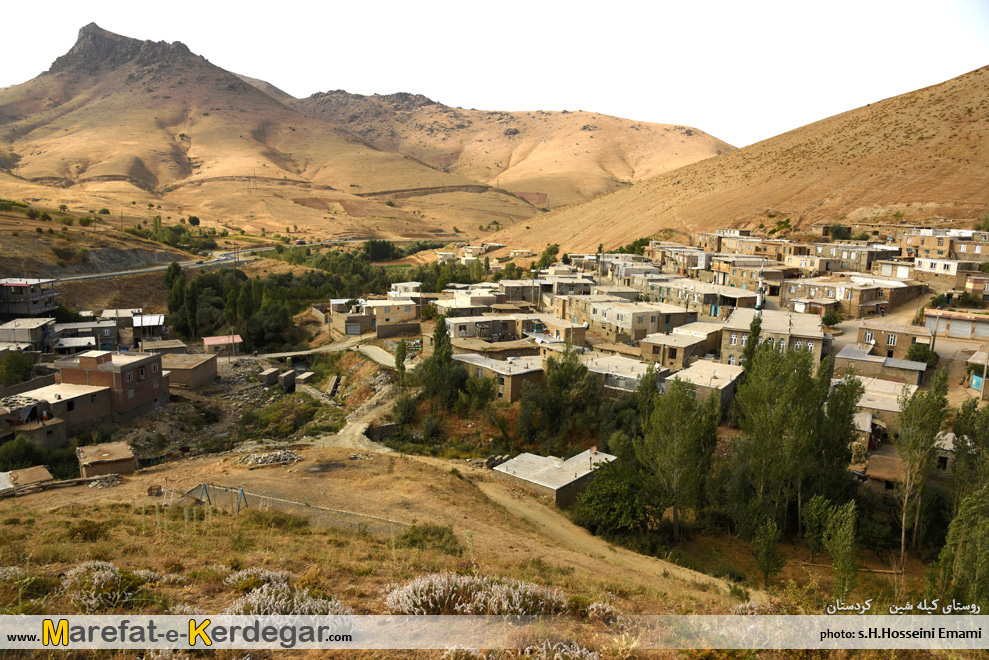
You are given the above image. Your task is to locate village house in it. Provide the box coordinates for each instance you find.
[77,441,137,478]
[452,354,545,402]
[857,319,933,360]
[493,448,616,507]
[964,274,989,302]
[54,350,168,421]
[671,360,745,412]
[833,345,927,386]
[160,353,218,389]
[849,377,917,426]
[720,308,827,367]
[582,353,662,394]
[553,294,625,326]
[587,301,694,343]
[779,274,923,318]
[909,258,980,292]
[640,332,706,371]
[636,278,758,320]
[359,299,417,326]
[0,318,56,353]
[202,334,243,355]
[53,320,118,352]
[0,279,59,321]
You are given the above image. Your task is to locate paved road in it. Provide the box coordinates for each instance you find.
[260,333,364,359]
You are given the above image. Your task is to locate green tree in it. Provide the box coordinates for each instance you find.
[741,314,762,370]
[905,343,939,369]
[187,215,200,226]
[752,519,786,587]
[894,369,949,568]
[824,501,859,600]
[827,224,851,240]
[163,261,183,291]
[926,486,989,612]
[395,340,408,385]
[804,494,832,563]
[536,244,559,269]
[571,462,658,536]
[948,398,989,515]
[0,351,33,387]
[635,377,718,540]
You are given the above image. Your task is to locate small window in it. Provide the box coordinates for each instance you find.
[728,355,736,365]
[937,456,948,471]
[887,335,897,346]
[66,400,75,412]
[127,388,135,399]
[807,341,814,352]
[152,363,158,372]
[795,339,803,350]
[864,331,875,343]
[730,333,738,346]
[126,372,133,382]
[741,335,748,346]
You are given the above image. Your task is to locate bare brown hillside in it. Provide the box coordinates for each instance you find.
[494,66,989,253]
[0,24,539,239]
[290,91,734,208]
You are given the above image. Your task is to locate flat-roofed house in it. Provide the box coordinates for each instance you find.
[493,448,616,506]
[0,279,59,320]
[55,350,168,421]
[672,360,745,412]
[161,353,218,389]
[720,308,826,368]
[640,332,705,371]
[0,318,56,352]
[452,354,545,402]
[857,319,932,360]
[924,308,989,340]
[77,441,137,478]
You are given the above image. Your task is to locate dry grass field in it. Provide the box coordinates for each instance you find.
[494,66,989,252]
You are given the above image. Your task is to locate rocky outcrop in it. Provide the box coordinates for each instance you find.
[47,23,196,73]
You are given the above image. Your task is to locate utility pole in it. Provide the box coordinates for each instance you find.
[981,342,989,402]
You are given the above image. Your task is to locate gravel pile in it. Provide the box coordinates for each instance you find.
[88,474,123,489]
[237,450,302,466]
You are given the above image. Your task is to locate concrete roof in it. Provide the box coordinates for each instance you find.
[836,344,927,372]
[867,454,905,483]
[841,377,917,414]
[860,318,932,336]
[0,318,55,329]
[582,353,652,379]
[9,465,52,486]
[100,308,142,318]
[77,442,134,465]
[21,383,109,402]
[724,308,824,338]
[641,333,705,348]
[362,299,414,307]
[453,354,543,375]
[674,360,745,390]
[672,321,725,337]
[968,351,988,366]
[53,320,116,331]
[494,448,616,490]
[161,353,216,369]
[925,308,989,321]
[0,278,55,286]
[854,411,873,434]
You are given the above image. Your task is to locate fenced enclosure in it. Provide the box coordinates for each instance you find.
[184,483,409,537]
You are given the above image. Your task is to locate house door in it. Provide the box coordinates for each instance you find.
[887,349,894,358]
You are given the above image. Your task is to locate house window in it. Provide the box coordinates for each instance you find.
[960,244,967,252]
[102,329,111,337]
[669,348,677,359]
[127,388,135,399]
[977,245,983,254]
[795,339,803,350]
[728,355,736,365]
[90,395,97,403]
[66,400,75,412]
[887,334,897,346]
[139,367,146,380]
[937,456,949,471]
[152,363,158,372]
[864,331,875,343]
[730,333,738,345]
[741,335,748,346]
[842,251,848,259]
[790,285,797,294]
[778,340,786,351]
[807,341,814,352]
[126,372,133,382]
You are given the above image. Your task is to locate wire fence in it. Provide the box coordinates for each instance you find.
[184,483,409,537]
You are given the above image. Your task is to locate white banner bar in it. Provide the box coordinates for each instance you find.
[0,615,985,650]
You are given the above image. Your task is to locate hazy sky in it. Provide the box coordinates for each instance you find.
[4,0,988,146]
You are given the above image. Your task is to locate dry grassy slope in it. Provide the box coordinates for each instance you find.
[290,91,734,208]
[493,66,989,253]
[0,24,538,238]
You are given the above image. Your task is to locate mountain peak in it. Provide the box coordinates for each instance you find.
[48,23,195,74]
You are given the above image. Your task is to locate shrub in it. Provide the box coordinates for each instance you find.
[40,212,51,221]
[383,573,567,615]
[98,208,110,214]
[66,520,109,542]
[26,208,39,219]
[395,523,463,556]
[78,217,93,227]
[223,567,296,592]
[821,309,842,327]
[225,583,353,615]
[60,561,144,613]
[0,566,27,581]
